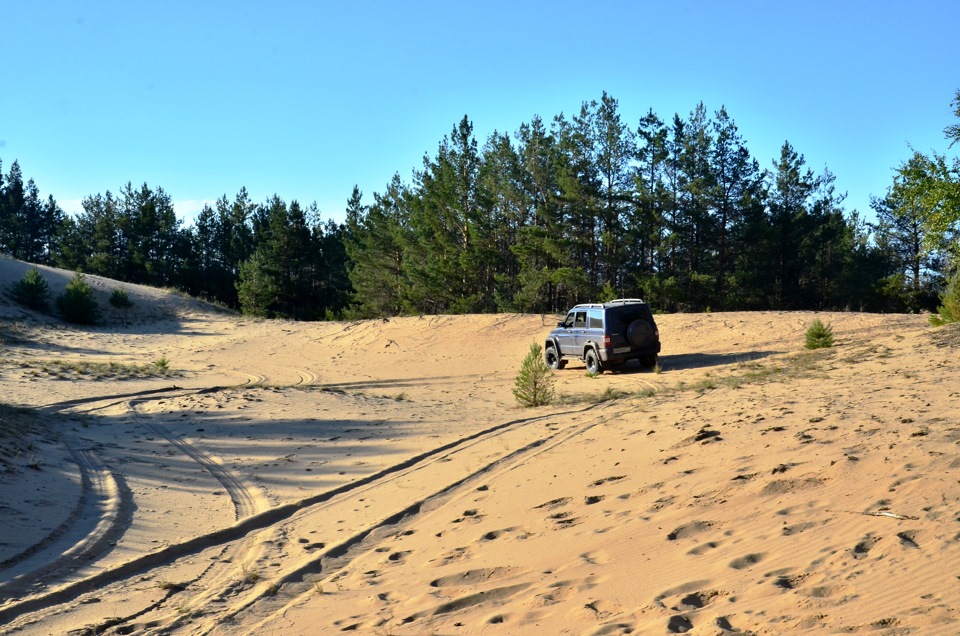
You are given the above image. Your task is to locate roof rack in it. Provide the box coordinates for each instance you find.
[604,298,645,305]
[568,298,646,310]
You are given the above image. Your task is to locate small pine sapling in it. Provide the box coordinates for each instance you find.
[11,267,50,310]
[109,288,134,309]
[56,273,100,324]
[513,342,555,407]
[930,270,960,325]
[804,319,834,349]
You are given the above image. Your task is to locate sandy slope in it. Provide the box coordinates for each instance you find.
[2,257,959,635]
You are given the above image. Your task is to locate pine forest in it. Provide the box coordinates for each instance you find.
[2,91,959,320]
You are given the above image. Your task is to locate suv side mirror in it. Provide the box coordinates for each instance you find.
[557,321,565,327]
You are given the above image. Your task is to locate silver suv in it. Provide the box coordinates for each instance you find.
[545,299,660,374]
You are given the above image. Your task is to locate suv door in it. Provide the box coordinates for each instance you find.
[570,310,588,353]
[555,311,576,355]
[584,308,604,350]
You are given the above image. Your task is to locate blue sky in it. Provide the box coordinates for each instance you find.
[2,1,958,225]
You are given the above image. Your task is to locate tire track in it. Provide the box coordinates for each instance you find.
[200,401,630,635]
[0,401,600,630]
[294,367,317,385]
[0,424,134,604]
[129,399,261,521]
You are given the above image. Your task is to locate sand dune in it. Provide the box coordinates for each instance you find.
[2,257,959,634]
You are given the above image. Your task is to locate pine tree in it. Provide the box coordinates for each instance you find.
[57,273,100,324]
[407,116,485,313]
[10,267,50,310]
[709,106,761,307]
[631,108,669,290]
[931,269,960,324]
[513,342,555,407]
[235,250,279,317]
[804,319,834,349]
[768,142,820,308]
[346,176,411,317]
[590,92,636,291]
[0,161,25,256]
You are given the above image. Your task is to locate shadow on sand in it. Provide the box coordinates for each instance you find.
[658,350,776,371]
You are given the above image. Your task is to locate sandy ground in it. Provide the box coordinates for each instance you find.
[2,255,960,635]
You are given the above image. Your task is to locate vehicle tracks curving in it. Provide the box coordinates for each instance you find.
[128,398,261,521]
[0,421,135,607]
[193,402,634,635]
[0,399,609,631]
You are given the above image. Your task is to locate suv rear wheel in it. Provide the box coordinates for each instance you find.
[585,349,602,375]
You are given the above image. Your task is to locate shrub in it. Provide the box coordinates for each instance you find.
[805,319,834,349]
[56,273,100,324]
[513,342,555,407]
[109,288,134,308]
[930,270,960,326]
[10,267,50,310]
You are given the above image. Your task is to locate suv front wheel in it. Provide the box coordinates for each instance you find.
[584,349,602,375]
[545,344,566,370]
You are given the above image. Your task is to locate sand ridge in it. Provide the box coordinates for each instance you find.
[2,257,959,634]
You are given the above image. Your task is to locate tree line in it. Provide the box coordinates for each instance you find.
[2,90,958,319]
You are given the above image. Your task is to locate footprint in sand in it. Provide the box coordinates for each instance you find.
[453,509,484,524]
[897,530,920,548]
[534,497,571,511]
[667,614,694,633]
[715,616,738,631]
[580,550,610,565]
[298,539,325,551]
[676,590,718,610]
[728,553,765,570]
[430,567,513,588]
[687,541,720,556]
[782,521,816,536]
[481,528,516,541]
[852,535,880,559]
[667,520,713,540]
[775,573,808,589]
[387,550,411,563]
[550,512,580,527]
[590,475,626,487]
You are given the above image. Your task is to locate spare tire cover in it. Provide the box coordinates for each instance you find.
[626,319,653,347]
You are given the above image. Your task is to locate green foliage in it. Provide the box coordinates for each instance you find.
[513,342,555,407]
[236,251,279,317]
[56,273,100,324]
[804,319,834,350]
[6,89,960,319]
[345,179,411,317]
[15,357,178,380]
[931,269,960,325]
[598,282,618,302]
[109,288,133,308]
[10,267,50,310]
[0,160,64,265]
[890,90,960,255]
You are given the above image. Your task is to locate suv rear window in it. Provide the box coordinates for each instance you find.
[605,305,653,332]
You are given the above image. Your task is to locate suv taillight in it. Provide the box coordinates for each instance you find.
[603,335,611,347]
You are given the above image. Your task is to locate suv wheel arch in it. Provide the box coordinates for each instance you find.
[584,348,602,375]
[544,341,566,370]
